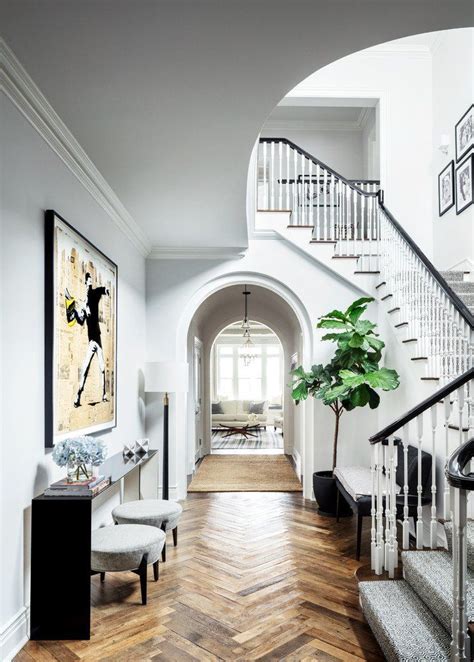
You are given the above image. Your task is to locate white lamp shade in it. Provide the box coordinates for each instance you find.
[144,361,189,393]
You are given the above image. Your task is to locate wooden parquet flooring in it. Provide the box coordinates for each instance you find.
[16,493,383,661]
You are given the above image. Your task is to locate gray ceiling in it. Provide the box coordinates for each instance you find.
[1,1,472,252]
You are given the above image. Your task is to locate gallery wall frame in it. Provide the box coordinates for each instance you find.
[438,160,455,216]
[455,154,474,215]
[455,104,473,163]
[45,210,118,447]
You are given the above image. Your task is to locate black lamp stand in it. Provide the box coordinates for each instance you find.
[163,391,169,500]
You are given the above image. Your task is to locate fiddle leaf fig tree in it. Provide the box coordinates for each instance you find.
[291,297,400,471]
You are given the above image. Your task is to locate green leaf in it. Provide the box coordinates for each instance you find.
[366,336,385,351]
[364,368,400,391]
[317,320,348,329]
[368,389,380,409]
[345,297,374,315]
[355,319,377,335]
[349,384,370,407]
[291,366,306,378]
[318,310,347,322]
[292,382,309,402]
[348,333,364,348]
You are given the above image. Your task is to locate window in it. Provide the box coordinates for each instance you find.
[213,339,282,402]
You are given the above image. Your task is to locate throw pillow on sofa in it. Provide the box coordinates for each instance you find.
[249,401,265,415]
[212,402,224,414]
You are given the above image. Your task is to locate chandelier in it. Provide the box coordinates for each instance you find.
[240,287,257,366]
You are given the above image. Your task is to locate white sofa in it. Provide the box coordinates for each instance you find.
[212,400,268,428]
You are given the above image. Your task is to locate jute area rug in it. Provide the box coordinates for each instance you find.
[188,454,302,492]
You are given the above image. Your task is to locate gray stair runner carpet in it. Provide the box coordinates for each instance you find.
[444,519,474,570]
[359,581,450,661]
[402,550,474,632]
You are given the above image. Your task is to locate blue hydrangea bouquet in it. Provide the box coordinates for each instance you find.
[53,436,108,482]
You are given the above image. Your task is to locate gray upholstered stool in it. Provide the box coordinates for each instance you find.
[112,499,183,562]
[91,524,166,605]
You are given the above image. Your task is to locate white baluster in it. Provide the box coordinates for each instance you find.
[376,442,384,574]
[285,143,290,210]
[293,147,298,225]
[301,152,305,226]
[315,163,320,238]
[270,141,275,210]
[371,443,377,570]
[323,168,328,239]
[402,423,410,549]
[458,385,466,450]
[278,141,282,210]
[416,414,424,549]
[263,141,268,209]
[430,404,438,549]
[391,438,398,570]
[309,160,314,231]
[444,389,453,520]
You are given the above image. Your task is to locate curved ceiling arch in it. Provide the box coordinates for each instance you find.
[1,3,471,249]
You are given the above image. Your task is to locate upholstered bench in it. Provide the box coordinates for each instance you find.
[112,499,183,562]
[334,443,432,560]
[91,524,166,605]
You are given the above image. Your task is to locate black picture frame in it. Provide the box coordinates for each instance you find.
[45,210,118,447]
[455,104,473,163]
[455,155,474,215]
[438,160,454,216]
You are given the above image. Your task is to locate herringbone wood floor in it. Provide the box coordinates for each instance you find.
[16,493,383,661]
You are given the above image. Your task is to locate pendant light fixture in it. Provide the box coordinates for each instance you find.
[240,287,256,366]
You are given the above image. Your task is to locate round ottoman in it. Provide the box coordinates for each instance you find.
[112,499,183,562]
[91,524,166,605]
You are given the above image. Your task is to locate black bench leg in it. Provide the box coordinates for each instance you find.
[173,526,178,547]
[161,522,167,562]
[153,560,159,581]
[356,514,363,561]
[139,554,148,605]
[100,572,105,583]
[336,488,340,523]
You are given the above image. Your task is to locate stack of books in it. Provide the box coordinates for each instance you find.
[44,475,111,497]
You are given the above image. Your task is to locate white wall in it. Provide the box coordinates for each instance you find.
[287,46,434,256]
[260,128,366,180]
[0,93,147,658]
[146,239,379,501]
[432,29,474,270]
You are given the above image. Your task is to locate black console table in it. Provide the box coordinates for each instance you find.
[30,450,158,640]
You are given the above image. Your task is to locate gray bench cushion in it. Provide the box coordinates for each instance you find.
[113,499,183,531]
[91,524,165,572]
[334,466,401,502]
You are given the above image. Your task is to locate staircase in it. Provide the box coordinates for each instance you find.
[256,138,474,660]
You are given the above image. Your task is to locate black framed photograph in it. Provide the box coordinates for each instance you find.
[455,104,473,163]
[455,155,474,215]
[438,161,454,216]
[45,210,118,446]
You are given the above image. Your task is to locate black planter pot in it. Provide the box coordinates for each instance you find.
[312,470,352,517]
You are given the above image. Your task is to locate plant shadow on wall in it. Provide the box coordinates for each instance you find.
[291,297,400,516]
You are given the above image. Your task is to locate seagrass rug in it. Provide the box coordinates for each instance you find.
[187,454,302,492]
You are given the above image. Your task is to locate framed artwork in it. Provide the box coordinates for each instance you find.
[438,161,454,216]
[455,155,474,215]
[45,210,117,446]
[455,105,473,163]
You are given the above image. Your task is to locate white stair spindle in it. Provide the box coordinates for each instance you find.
[270,141,275,210]
[444,395,453,519]
[370,443,377,570]
[430,404,438,549]
[285,143,290,210]
[263,141,268,209]
[278,141,282,210]
[458,386,466,449]
[301,152,305,226]
[323,168,328,239]
[391,437,398,570]
[293,147,298,225]
[309,160,314,230]
[315,163,320,240]
[416,414,424,549]
[376,442,384,574]
[402,423,410,549]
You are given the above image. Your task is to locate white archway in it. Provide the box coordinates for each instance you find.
[173,271,315,499]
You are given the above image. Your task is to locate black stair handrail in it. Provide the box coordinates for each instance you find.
[446,437,474,490]
[259,137,379,198]
[370,367,474,444]
[379,199,474,329]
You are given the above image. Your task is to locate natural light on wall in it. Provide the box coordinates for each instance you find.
[211,322,283,405]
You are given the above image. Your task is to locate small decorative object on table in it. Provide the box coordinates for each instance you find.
[122,440,136,457]
[53,436,107,483]
[135,438,149,455]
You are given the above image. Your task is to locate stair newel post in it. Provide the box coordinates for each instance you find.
[430,404,438,549]
[416,413,424,549]
[444,396,453,520]
[402,423,410,549]
[278,141,282,211]
[293,146,298,226]
[450,485,470,662]
[376,441,384,574]
[370,442,377,571]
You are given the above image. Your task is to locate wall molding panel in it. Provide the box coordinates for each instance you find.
[0,38,150,257]
[0,606,29,662]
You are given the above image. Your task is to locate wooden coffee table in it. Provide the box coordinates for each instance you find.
[218,423,262,439]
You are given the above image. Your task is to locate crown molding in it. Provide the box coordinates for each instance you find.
[263,119,363,132]
[148,246,247,260]
[0,38,151,257]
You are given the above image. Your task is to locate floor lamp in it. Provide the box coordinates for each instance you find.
[145,361,188,500]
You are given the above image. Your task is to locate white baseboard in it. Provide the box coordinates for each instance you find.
[292,448,302,478]
[1,606,30,662]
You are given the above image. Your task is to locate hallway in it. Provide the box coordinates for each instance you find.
[16,493,382,661]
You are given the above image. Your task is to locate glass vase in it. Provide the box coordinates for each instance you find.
[67,461,93,483]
